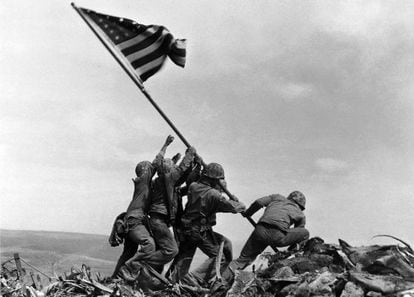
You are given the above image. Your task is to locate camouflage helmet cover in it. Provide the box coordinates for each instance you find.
[288,191,306,210]
[204,162,225,179]
[135,161,152,177]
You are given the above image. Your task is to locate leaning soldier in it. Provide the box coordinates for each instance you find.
[141,143,197,274]
[112,135,174,280]
[169,163,246,286]
[220,191,310,285]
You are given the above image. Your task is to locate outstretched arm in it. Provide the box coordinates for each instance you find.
[243,201,263,217]
[243,194,279,217]
[153,135,174,168]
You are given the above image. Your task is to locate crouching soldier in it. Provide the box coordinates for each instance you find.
[110,135,174,280]
[221,191,310,285]
[169,163,246,286]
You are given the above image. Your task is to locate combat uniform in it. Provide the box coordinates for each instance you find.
[145,147,196,272]
[222,193,309,283]
[169,180,246,285]
[111,157,162,278]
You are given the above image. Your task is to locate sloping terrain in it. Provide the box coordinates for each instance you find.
[0,229,120,276]
[0,229,242,277]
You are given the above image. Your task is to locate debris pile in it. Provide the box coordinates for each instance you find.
[215,236,414,297]
[2,236,414,297]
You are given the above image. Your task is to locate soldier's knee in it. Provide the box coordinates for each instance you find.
[141,237,156,253]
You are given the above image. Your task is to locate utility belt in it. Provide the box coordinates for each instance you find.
[177,225,216,244]
[181,216,213,231]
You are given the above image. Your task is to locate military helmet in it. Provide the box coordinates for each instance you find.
[288,191,306,210]
[135,161,152,177]
[204,163,225,179]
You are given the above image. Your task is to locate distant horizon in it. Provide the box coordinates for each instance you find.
[2,228,411,249]
[0,228,109,237]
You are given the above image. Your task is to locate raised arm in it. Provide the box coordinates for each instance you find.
[153,135,174,168]
[170,146,197,182]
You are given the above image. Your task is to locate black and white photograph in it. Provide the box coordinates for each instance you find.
[1,1,413,296]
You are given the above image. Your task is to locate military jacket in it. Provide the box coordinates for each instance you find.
[125,154,162,221]
[244,194,306,232]
[181,181,245,231]
[149,149,196,224]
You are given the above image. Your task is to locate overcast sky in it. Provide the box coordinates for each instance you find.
[1,1,413,246]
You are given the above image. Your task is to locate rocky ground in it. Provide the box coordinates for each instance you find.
[2,236,414,297]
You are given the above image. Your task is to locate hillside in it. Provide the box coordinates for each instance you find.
[0,229,243,277]
[0,229,120,276]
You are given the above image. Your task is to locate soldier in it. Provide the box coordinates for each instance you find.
[141,143,197,273]
[112,135,174,280]
[168,163,246,286]
[221,191,310,284]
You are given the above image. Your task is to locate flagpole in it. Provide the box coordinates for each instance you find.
[71,3,191,148]
[71,3,258,228]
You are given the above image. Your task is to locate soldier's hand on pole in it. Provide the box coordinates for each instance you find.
[165,135,174,145]
[230,195,240,202]
[186,146,196,154]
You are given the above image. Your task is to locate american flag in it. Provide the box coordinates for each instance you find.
[80,8,186,82]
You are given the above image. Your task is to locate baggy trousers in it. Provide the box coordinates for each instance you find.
[111,222,155,277]
[168,228,232,285]
[222,223,309,282]
[145,215,179,273]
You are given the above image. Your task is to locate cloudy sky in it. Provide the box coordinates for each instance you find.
[1,1,413,246]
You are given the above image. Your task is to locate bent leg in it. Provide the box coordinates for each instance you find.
[188,230,237,286]
[126,224,156,265]
[222,225,269,283]
[167,238,197,283]
[145,217,178,271]
[111,237,137,278]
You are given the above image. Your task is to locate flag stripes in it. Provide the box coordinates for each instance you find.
[79,7,186,82]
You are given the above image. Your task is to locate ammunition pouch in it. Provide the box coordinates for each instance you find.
[180,217,214,243]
